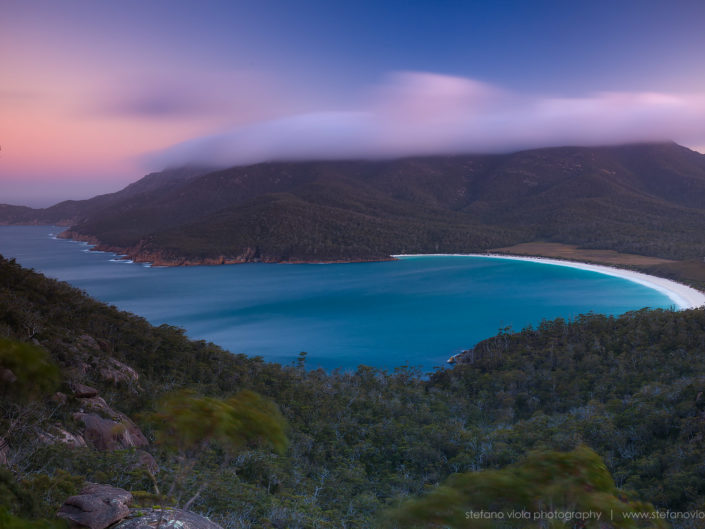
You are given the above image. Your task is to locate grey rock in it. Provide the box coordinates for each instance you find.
[38,425,87,448]
[74,395,148,451]
[78,335,100,351]
[57,483,133,529]
[113,509,223,529]
[73,383,99,398]
[99,357,139,385]
[75,412,148,451]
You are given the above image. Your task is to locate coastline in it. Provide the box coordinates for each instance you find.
[51,227,705,308]
[394,253,705,310]
[57,229,396,267]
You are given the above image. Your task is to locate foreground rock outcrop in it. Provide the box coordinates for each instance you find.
[57,483,133,529]
[57,483,223,529]
[113,508,223,529]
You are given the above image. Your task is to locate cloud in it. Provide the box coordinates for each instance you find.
[145,71,705,169]
[93,71,293,123]
[97,77,228,119]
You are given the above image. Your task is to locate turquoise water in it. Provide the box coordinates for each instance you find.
[0,226,673,372]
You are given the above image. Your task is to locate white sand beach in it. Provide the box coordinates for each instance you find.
[393,253,705,310]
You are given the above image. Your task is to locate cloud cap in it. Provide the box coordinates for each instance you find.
[146,72,705,170]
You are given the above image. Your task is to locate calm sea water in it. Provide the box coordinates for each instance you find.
[0,226,673,372]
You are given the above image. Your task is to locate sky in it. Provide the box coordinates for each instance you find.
[2,0,705,206]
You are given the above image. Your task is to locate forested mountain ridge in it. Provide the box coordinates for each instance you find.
[3,142,705,265]
[0,167,210,227]
[3,256,705,527]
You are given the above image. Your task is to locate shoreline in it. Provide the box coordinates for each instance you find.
[49,226,705,308]
[57,229,396,266]
[394,253,705,310]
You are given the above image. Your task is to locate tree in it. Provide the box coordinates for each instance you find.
[0,338,61,470]
[382,446,666,528]
[0,338,60,401]
[0,507,67,529]
[146,389,288,509]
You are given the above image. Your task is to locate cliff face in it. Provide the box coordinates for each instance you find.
[7,143,705,263]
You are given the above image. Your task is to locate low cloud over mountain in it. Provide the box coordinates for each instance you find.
[147,71,705,169]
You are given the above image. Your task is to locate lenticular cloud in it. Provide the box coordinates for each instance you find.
[146,71,705,169]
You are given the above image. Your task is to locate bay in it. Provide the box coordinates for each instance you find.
[0,226,673,372]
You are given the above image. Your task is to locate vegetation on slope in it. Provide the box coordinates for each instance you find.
[3,256,705,527]
[4,143,705,266]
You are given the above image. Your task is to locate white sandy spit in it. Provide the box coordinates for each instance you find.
[393,253,705,310]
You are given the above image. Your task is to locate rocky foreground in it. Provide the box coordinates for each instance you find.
[58,483,222,529]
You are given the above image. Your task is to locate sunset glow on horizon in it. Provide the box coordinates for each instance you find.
[2,0,705,206]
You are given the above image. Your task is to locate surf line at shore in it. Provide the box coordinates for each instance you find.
[393,253,705,310]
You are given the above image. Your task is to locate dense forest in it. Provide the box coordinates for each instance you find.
[3,143,705,266]
[2,255,705,527]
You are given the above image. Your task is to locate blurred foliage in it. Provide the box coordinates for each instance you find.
[0,508,67,529]
[0,338,60,400]
[383,446,665,528]
[148,389,287,457]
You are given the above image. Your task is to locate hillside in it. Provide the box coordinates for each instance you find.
[4,256,705,527]
[0,167,211,228]
[3,143,705,265]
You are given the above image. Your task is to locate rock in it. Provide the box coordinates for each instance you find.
[77,395,111,412]
[57,483,132,529]
[75,412,148,451]
[73,383,99,398]
[113,508,223,529]
[74,395,148,450]
[78,335,100,351]
[448,348,475,365]
[38,425,87,448]
[98,358,139,385]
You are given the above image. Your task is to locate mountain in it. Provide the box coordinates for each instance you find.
[3,142,705,264]
[0,166,211,227]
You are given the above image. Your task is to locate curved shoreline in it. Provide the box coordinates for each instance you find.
[393,253,705,310]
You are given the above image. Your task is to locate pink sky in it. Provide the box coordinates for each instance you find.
[3,64,705,207]
[2,1,704,206]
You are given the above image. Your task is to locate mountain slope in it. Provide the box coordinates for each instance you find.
[0,167,210,227]
[3,142,705,263]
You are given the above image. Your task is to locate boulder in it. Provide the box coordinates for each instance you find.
[78,334,101,351]
[57,483,132,529]
[113,508,223,529]
[75,412,148,451]
[99,357,139,385]
[74,396,148,451]
[73,383,99,398]
[38,425,87,448]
